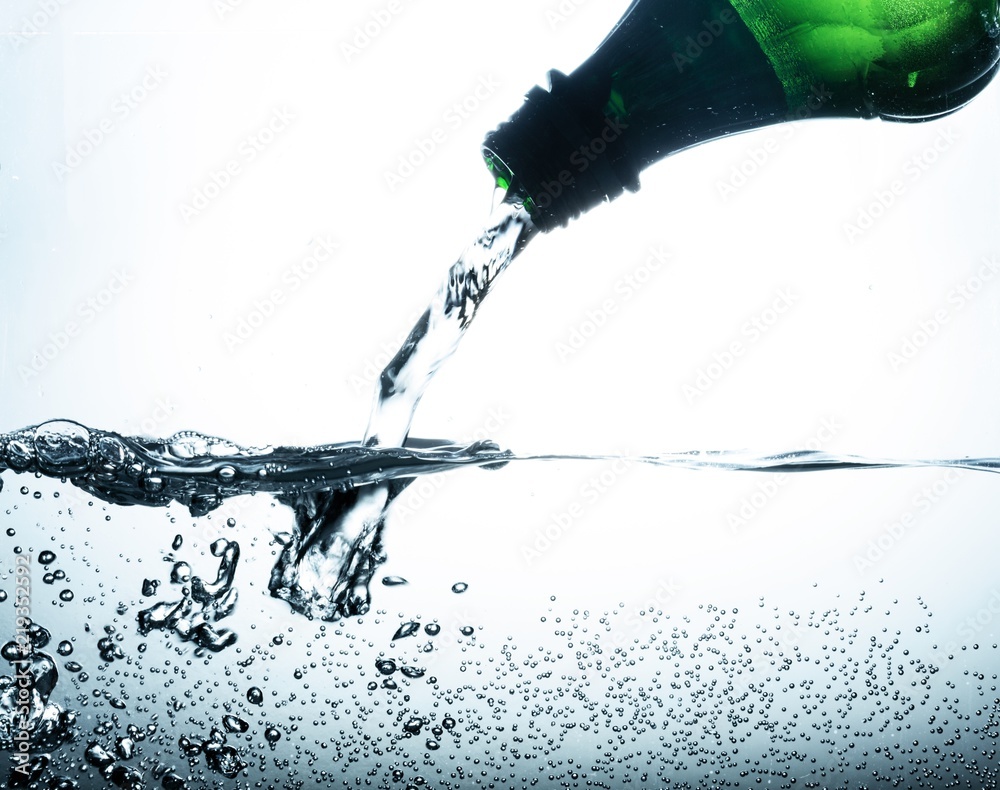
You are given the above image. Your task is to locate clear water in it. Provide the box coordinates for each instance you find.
[2,201,1000,786]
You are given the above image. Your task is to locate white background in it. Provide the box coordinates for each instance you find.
[2,1,1000,612]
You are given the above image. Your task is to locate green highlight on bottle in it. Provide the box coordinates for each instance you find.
[729,0,1000,119]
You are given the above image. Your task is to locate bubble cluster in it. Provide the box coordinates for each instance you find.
[3,430,1000,787]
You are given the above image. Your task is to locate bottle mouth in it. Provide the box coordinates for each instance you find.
[482,148,538,216]
[481,70,640,232]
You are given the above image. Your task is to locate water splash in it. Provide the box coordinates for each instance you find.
[363,199,536,445]
[5,417,1000,624]
[138,537,240,653]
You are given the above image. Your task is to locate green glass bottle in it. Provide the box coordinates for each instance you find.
[483,0,1000,230]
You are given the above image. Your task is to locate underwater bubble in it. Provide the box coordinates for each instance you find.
[170,562,191,584]
[28,623,51,648]
[393,621,421,640]
[33,421,91,474]
[115,736,135,759]
[223,714,249,734]
[403,717,422,735]
[38,550,57,565]
[247,687,264,705]
[382,576,409,586]
[375,659,397,676]
[161,772,185,790]
[451,582,468,594]
[1,640,30,662]
[203,742,247,779]
[95,435,127,469]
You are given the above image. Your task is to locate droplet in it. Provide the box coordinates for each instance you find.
[59,589,74,602]
[393,621,421,640]
[382,576,409,586]
[171,534,183,550]
[375,659,397,676]
[264,727,281,744]
[247,687,264,705]
[400,665,425,679]
[459,626,474,637]
[57,640,73,656]
[451,582,468,594]
[424,623,441,636]
[39,549,57,564]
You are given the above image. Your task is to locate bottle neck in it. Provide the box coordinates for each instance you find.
[483,0,790,231]
[484,0,1000,231]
